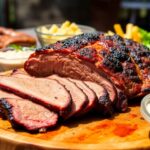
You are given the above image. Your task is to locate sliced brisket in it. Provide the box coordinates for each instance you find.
[0,98,58,132]
[69,78,97,115]
[48,75,88,119]
[84,81,113,115]
[0,76,71,115]
[0,89,17,119]
[0,90,58,132]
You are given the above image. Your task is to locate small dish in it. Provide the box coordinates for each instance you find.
[0,50,34,72]
[140,94,150,123]
[35,24,96,46]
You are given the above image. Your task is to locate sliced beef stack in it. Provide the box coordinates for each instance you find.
[68,78,97,115]
[0,69,113,132]
[49,75,88,118]
[24,32,150,112]
[0,75,71,114]
[12,69,114,116]
[12,70,113,115]
[84,81,113,115]
[0,89,58,132]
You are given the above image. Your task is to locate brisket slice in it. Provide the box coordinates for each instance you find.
[0,90,58,132]
[0,76,71,115]
[0,98,58,132]
[48,75,88,119]
[69,78,97,115]
[84,81,113,115]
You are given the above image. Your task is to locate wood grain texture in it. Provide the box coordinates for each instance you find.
[0,70,150,150]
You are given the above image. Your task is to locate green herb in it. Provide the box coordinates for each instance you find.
[139,28,150,49]
[8,44,35,52]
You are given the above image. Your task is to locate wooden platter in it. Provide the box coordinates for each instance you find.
[0,71,150,150]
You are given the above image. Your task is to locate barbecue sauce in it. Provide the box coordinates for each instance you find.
[113,123,138,137]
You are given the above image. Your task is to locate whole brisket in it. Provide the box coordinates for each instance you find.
[24,32,150,112]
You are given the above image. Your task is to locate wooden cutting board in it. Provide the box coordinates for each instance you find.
[0,71,150,150]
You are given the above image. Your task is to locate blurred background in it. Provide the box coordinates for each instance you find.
[0,0,150,31]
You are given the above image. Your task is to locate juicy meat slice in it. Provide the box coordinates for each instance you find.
[69,78,97,114]
[0,76,71,114]
[84,81,113,115]
[48,75,88,119]
[0,90,58,132]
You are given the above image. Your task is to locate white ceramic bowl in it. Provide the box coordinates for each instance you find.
[0,50,34,72]
[140,94,150,123]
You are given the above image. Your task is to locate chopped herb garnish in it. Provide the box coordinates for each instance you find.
[8,44,35,52]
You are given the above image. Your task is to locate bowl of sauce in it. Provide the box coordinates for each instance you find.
[141,94,150,123]
[0,46,34,72]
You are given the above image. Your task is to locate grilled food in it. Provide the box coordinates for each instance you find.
[0,89,58,132]
[25,32,150,111]
[0,32,149,133]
